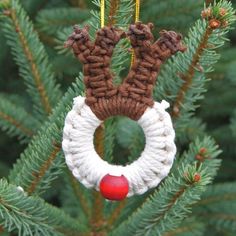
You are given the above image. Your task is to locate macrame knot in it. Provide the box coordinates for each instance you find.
[65,22,186,120]
[158,30,186,54]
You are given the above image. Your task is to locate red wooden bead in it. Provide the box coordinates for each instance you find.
[99,174,129,201]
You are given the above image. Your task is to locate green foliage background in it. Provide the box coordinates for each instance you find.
[0,0,236,235]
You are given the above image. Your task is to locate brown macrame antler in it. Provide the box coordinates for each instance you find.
[65,22,186,120]
[120,22,186,107]
[65,25,125,106]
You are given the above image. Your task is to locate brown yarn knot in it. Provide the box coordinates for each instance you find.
[65,22,186,120]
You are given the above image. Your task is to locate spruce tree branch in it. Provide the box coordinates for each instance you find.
[27,144,61,194]
[197,193,236,205]
[0,111,33,137]
[35,7,90,37]
[200,213,236,221]
[0,179,87,235]
[9,9,52,114]
[163,222,201,236]
[206,0,213,7]
[106,200,126,228]
[0,94,39,141]
[111,162,212,236]
[9,78,85,196]
[91,125,105,233]
[69,0,87,8]
[172,26,213,118]
[67,170,91,218]
[108,0,120,26]
[153,184,191,224]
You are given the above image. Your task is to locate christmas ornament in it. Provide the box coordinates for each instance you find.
[62,22,185,200]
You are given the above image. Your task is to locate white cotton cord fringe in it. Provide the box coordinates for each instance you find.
[62,96,176,197]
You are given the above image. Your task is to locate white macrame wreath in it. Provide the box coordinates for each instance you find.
[62,96,176,198]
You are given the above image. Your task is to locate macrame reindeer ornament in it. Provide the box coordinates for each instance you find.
[62,22,186,201]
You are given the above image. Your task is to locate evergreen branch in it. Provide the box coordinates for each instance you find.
[206,0,213,6]
[10,9,52,114]
[142,0,203,32]
[0,111,32,137]
[0,0,62,119]
[36,7,90,36]
[198,194,236,205]
[111,163,212,236]
[20,0,48,17]
[0,94,39,141]
[199,213,236,234]
[163,219,205,236]
[176,117,206,144]
[196,182,236,205]
[153,0,235,137]
[171,0,236,118]
[112,136,221,235]
[106,200,127,228]
[9,125,63,195]
[172,26,213,118]
[116,117,145,162]
[8,78,85,195]
[111,194,148,229]
[27,144,61,194]
[91,125,105,233]
[163,225,200,236]
[202,213,236,221]
[0,0,9,10]
[108,0,120,26]
[67,170,91,218]
[69,0,87,8]
[0,179,87,235]
[179,136,222,179]
[193,183,236,234]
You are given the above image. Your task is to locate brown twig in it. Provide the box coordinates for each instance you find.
[107,200,127,227]
[108,0,120,26]
[163,222,200,236]
[69,0,87,8]
[27,144,61,194]
[0,226,4,233]
[91,125,105,233]
[172,26,213,118]
[0,111,34,137]
[151,184,192,225]
[68,170,91,218]
[200,213,236,221]
[9,10,52,114]
[206,0,213,7]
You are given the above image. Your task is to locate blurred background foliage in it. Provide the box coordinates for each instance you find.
[1,0,235,182]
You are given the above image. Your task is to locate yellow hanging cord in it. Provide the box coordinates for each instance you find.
[135,0,140,22]
[131,0,140,66]
[101,0,105,28]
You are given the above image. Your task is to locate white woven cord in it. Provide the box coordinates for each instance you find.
[62,96,176,197]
